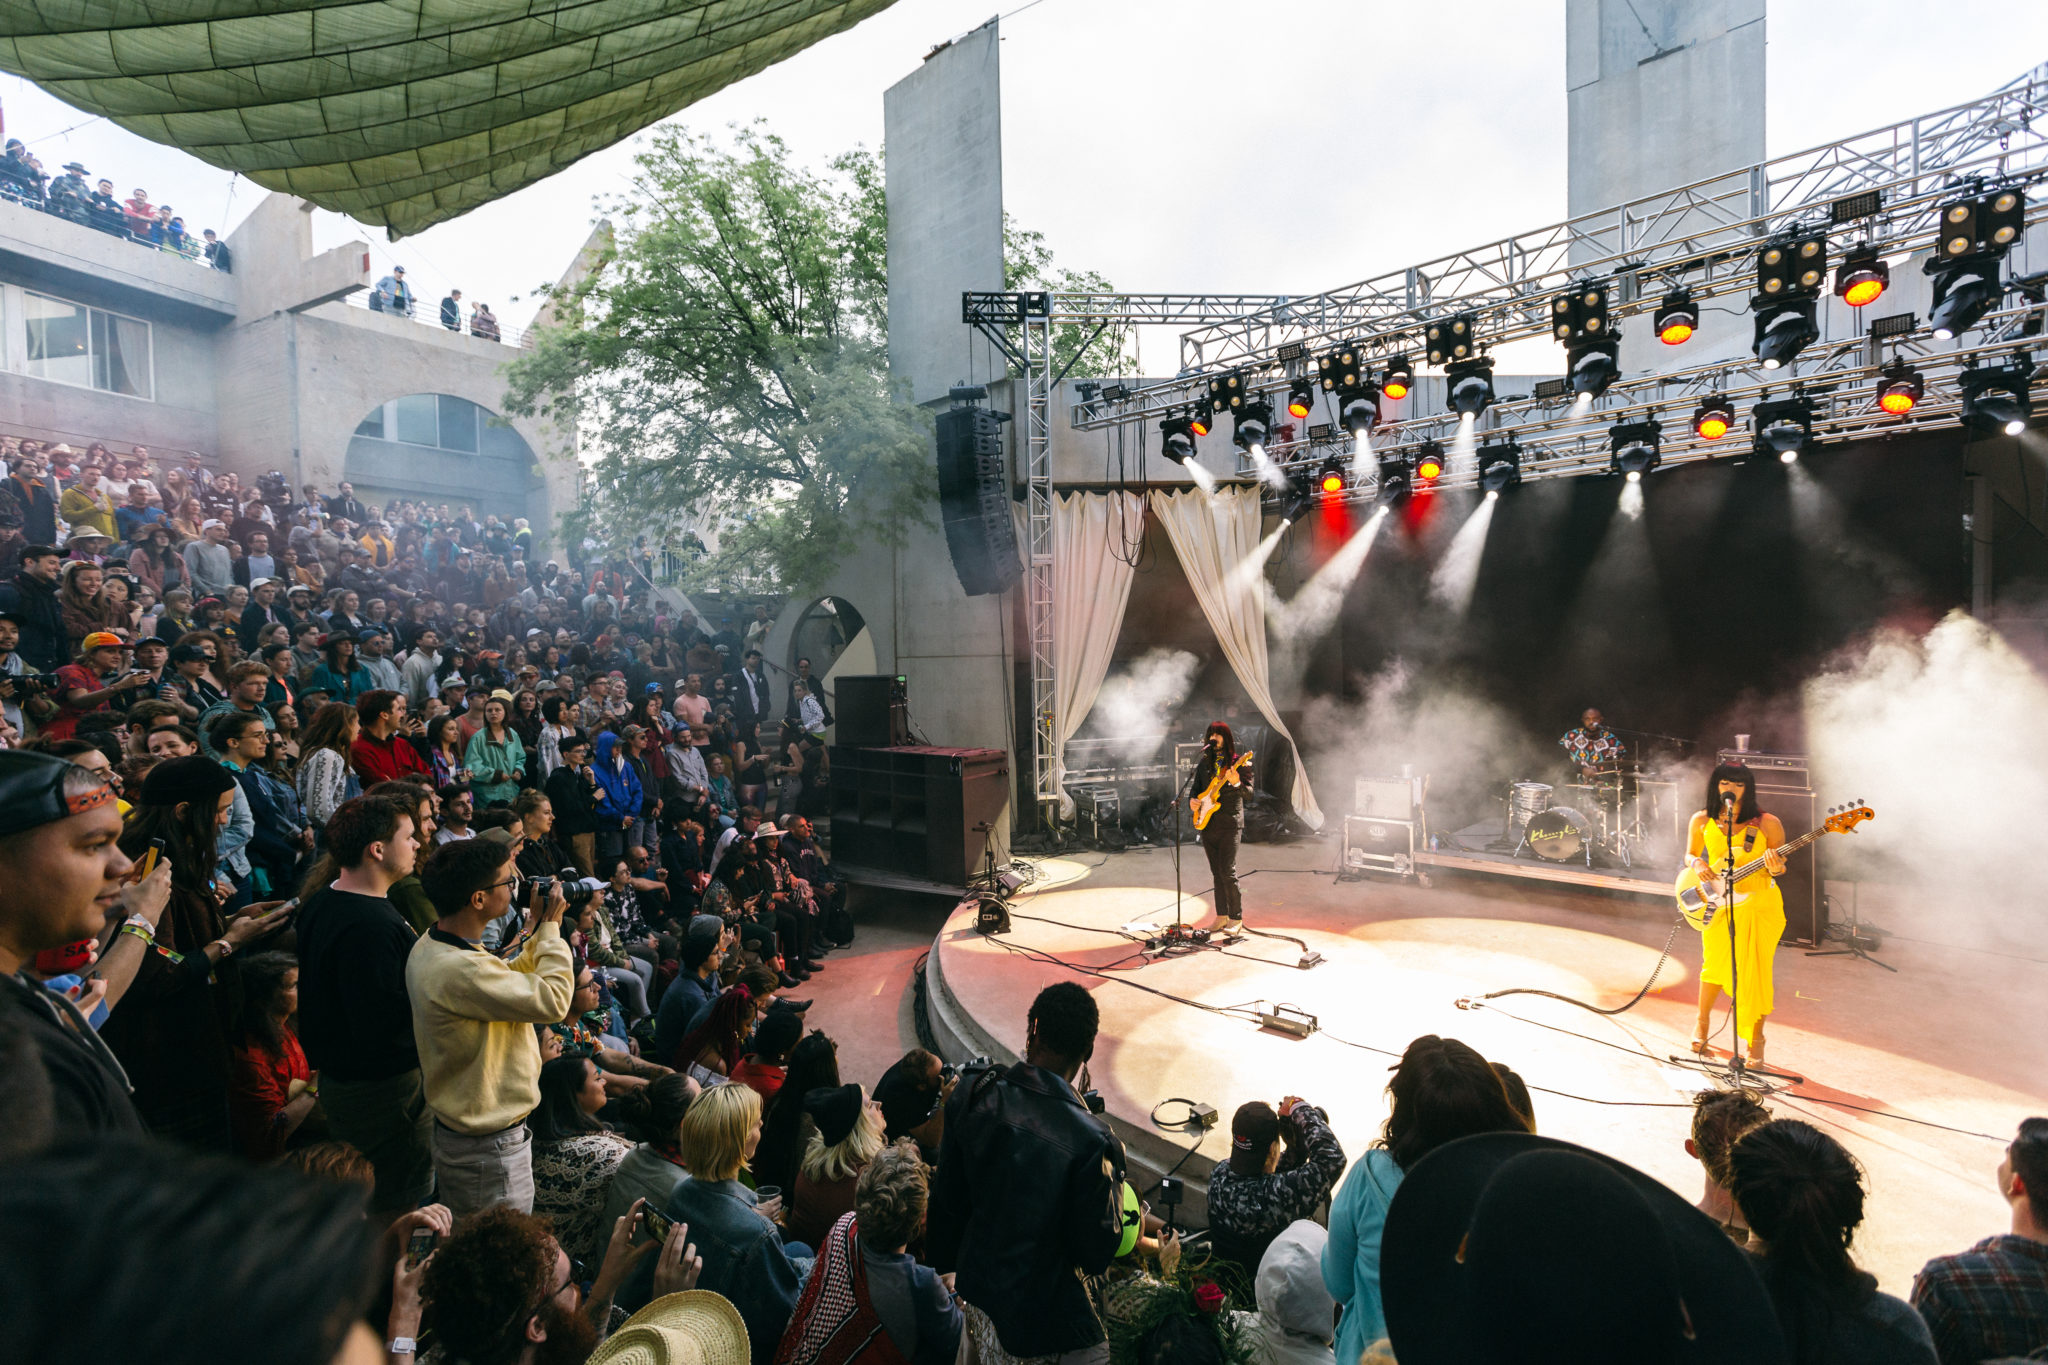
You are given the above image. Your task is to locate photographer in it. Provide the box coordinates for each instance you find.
[47,631,155,741]
[409,837,575,1216]
[0,544,68,672]
[0,609,57,736]
[1207,1095,1347,1280]
[928,981,1129,1362]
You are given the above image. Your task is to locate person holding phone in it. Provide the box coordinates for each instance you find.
[408,837,575,1216]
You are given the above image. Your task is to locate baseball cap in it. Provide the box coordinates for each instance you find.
[200,518,225,531]
[0,750,118,838]
[80,631,126,651]
[1231,1101,1282,1175]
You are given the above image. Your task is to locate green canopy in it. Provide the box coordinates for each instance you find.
[0,0,899,238]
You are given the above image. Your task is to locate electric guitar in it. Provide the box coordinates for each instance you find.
[1190,751,1253,832]
[1673,802,1874,929]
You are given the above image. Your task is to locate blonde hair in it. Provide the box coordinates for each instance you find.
[800,1090,886,1185]
[677,1080,761,1182]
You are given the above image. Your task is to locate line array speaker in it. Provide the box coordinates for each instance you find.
[936,405,1021,596]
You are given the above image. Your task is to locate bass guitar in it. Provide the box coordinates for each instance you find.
[1190,751,1253,832]
[1673,802,1874,929]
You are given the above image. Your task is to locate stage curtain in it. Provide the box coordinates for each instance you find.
[1051,491,1145,808]
[1148,486,1324,828]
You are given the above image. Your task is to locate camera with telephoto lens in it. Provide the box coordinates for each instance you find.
[940,1054,992,1084]
[257,470,291,506]
[11,672,67,698]
[557,868,598,908]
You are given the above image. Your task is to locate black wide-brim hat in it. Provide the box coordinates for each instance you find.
[1382,1132,1787,1365]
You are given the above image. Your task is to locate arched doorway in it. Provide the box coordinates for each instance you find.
[347,393,542,522]
[788,597,867,680]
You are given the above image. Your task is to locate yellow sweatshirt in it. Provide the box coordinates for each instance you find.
[406,921,575,1135]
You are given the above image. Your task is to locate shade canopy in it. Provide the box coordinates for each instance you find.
[0,0,900,238]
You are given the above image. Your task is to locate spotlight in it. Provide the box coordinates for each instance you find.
[1753,396,1813,459]
[1445,356,1495,417]
[1692,395,1736,441]
[1553,280,1621,398]
[1754,299,1819,370]
[1376,451,1413,505]
[1159,414,1197,464]
[1415,441,1446,482]
[1568,338,1621,398]
[1654,288,1698,345]
[1207,370,1250,420]
[1381,355,1413,400]
[1188,400,1213,438]
[1232,399,1273,452]
[1959,360,2035,436]
[1426,313,1478,365]
[1318,345,1366,395]
[1875,360,1924,416]
[1316,456,1347,495]
[1281,478,1316,525]
[1287,378,1317,421]
[1477,438,1521,493]
[1757,229,1828,299]
[1927,257,2005,339]
[1609,419,1661,480]
[1937,186,2026,260]
[1834,244,1889,308]
[1338,383,1381,435]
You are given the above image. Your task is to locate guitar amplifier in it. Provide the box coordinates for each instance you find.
[1717,748,1809,788]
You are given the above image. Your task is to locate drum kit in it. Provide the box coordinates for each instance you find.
[1505,764,1679,868]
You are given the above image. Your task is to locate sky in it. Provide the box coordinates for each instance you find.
[5,0,2048,353]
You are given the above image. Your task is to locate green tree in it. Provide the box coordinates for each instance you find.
[1004,216,1139,381]
[506,124,1127,592]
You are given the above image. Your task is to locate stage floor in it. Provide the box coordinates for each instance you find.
[924,836,2046,1296]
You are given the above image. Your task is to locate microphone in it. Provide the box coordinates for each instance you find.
[1721,793,1737,814]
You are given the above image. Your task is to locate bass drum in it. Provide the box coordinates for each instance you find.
[1526,806,1593,863]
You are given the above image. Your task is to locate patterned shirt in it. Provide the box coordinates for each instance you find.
[1558,725,1625,772]
[1911,1233,2048,1365]
[1205,1105,1347,1272]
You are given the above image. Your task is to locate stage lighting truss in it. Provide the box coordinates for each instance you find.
[1654,288,1698,345]
[1415,441,1446,483]
[1426,313,1478,365]
[1693,395,1737,441]
[1316,456,1347,495]
[1958,358,2036,435]
[1608,419,1662,481]
[1381,355,1414,400]
[1233,398,1274,452]
[1477,438,1522,493]
[1159,414,1199,464]
[1445,355,1496,417]
[1753,396,1815,462]
[1835,244,1890,307]
[1875,360,1924,416]
[1286,377,1317,421]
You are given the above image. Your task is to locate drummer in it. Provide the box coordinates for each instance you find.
[1558,707,1626,782]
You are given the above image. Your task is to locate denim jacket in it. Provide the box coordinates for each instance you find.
[627,1176,810,1363]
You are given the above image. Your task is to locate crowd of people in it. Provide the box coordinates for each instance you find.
[1,138,231,269]
[0,440,2041,1365]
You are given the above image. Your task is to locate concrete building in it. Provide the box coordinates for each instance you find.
[0,189,585,540]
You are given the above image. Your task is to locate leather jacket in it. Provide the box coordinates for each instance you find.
[926,1062,1126,1357]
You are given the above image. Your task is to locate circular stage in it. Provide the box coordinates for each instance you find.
[924,838,2044,1294]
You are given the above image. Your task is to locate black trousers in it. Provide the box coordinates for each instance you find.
[1202,822,1242,921]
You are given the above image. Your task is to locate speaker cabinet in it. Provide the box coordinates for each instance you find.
[829,745,1010,888]
[834,674,909,748]
[1758,783,1824,946]
[936,406,1021,596]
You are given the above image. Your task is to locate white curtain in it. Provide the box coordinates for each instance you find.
[1052,491,1144,805]
[1148,486,1324,828]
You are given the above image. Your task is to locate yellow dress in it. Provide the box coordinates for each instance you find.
[1696,818,1785,1046]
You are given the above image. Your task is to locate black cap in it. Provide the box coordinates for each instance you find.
[0,750,117,838]
[1230,1101,1281,1174]
[137,756,237,808]
[803,1083,864,1149]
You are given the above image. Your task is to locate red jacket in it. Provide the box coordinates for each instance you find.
[351,732,430,786]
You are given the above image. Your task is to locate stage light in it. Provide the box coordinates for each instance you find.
[1609,419,1661,480]
[1188,400,1213,438]
[1834,244,1889,307]
[1287,378,1317,420]
[1754,299,1819,370]
[1208,370,1250,420]
[1758,229,1828,298]
[1317,456,1347,495]
[1875,360,1924,416]
[1232,399,1273,453]
[1159,414,1197,464]
[1381,355,1413,400]
[1376,451,1413,505]
[1477,438,1521,493]
[1426,313,1477,365]
[1415,441,1445,482]
[1692,395,1736,441]
[1552,280,1621,399]
[1959,360,2035,436]
[1281,478,1316,525]
[1938,186,2026,260]
[1654,288,1697,345]
[1338,384,1380,435]
[1928,258,2005,339]
[1319,345,1365,394]
[1753,396,1813,459]
[1445,355,1495,417]
[1568,338,1621,398]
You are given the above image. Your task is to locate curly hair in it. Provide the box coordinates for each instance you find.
[1690,1088,1771,1188]
[854,1138,928,1249]
[420,1205,559,1365]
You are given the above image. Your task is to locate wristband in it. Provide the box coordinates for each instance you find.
[119,922,155,945]
[212,938,235,957]
[387,1337,417,1357]
[122,914,156,935]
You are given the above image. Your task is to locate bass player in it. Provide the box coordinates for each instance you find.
[1183,722,1250,934]
[1686,762,1787,1065]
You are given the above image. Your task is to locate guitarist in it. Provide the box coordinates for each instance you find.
[1184,722,1249,934]
[1686,762,1788,1065]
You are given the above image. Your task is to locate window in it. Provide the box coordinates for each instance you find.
[358,394,484,452]
[393,393,439,447]
[24,291,151,398]
[438,394,478,452]
[355,409,384,438]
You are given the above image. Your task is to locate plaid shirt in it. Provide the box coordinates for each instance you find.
[1911,1233,2048,1365]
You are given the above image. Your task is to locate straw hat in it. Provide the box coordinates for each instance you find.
[585,1291,748,1365]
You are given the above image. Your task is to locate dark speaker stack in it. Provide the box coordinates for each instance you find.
[1717,749,1826,946]
[834,674,910,748]
[828,674,1009,887]
[935,404,1021,597]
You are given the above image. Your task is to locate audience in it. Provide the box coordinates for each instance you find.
[1689,1086,1773,1246]
[1232,1220,1338,1365]
[225,950,323,1159]
[529,1052,637,1267]
[1208,1093,1347,1278]
[1910,1116,2048,1365]
[784,1081,888,1250]
[600,1072,702,1229]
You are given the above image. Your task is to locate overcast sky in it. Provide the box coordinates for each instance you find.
[6,0,2048,354]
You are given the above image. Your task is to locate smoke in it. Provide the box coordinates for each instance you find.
[1801,609,2048,952]
[1082,648,1203,767]
[1428,494,1498,614]
[1185,460,1219,495]
[1271,508,1389,691]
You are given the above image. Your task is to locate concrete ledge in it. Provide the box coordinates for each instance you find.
[0,197,236,326]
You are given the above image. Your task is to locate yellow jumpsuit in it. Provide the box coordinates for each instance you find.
[1696,819,1785,1047]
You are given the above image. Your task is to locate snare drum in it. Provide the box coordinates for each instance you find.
[1509,782,1552,839]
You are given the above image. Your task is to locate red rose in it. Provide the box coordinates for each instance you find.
[1193,1282,1225,1315]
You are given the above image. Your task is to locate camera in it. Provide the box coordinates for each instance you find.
[10,672,66,699]
[1082,1088,1106,1115]
[529,876,555,902]
[557,868,598,908]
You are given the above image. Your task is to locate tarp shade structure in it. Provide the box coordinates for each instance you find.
[0,0,901,239]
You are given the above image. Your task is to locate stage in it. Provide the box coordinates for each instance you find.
[922,836,2046,1296]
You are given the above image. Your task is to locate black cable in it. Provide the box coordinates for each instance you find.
[1465,911,1688,1017]
[1143,1098,1215,1198]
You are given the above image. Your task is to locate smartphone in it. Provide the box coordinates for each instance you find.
[138,836,167,879]
[271,897,300,917]
[406,1227,438,1267]
[637,1203,675,1246]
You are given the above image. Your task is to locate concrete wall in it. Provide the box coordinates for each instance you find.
[1566,0,1765,238]
[884,18,1005,406]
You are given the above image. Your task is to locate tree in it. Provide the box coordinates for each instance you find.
[506,123,1130,593]
[1004,217,1139,382]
